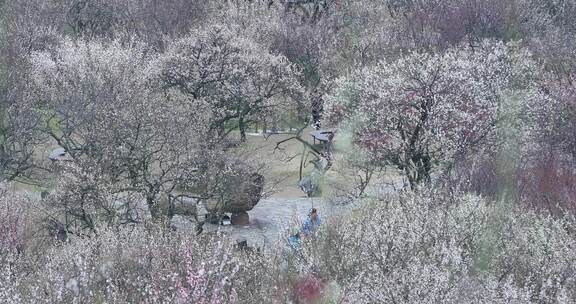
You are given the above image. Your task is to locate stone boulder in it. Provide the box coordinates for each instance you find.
[224,173,264,213]
[203,171,264,214]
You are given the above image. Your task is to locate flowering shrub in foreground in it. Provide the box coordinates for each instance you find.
[1,185,575,303]
[304,191,576,303]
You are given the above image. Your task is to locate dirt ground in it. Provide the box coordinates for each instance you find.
[237,128,402,199]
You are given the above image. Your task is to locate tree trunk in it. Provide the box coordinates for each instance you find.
[239,116,247,142]
[311,93,323,130]
[147,191,173,226]
[405,154,432,190]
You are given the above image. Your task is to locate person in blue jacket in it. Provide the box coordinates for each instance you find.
[287,232,302,252]
[302,208,321,236]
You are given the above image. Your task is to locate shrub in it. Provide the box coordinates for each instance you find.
[2,185,576,303]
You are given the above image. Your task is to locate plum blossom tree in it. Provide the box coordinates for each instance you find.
[526,74,576,159]
[158,26,302,142]
[520,0,576,79]
[0,185,27,257]
[325,41,535,188]
[0,102,43,182]
[0,0,63,183]
[385,0,522,49]
[518,72,576,215]
[63,0,211,48]
[29,39,212,227]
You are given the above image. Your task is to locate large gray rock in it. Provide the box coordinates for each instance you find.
[224,172,264,213]
[203,172,264,214]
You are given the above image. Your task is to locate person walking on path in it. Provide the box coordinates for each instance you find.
[302,208,321,236]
